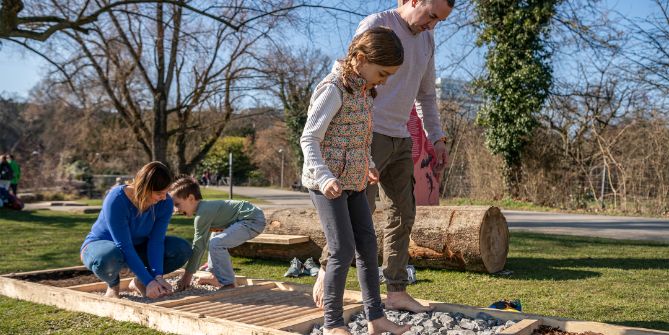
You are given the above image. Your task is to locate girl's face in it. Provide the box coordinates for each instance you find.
[356,55,401,88]
[149,188,169,206]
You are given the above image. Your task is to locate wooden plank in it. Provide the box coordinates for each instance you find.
[248,234,310,245]
[154,282,276,308]
[234,305,311,323]
[67,277,133,292]
[251,306,316,326]
[498,319,542,335]
[205,303,280,318]
[0,276,295,335]
[1,265,89,278]
[546,321,669,335]
[275,302,364,333]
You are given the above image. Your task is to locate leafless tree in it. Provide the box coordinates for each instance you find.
[33,1,297,173]
[0,0,365,42]
[255,46,330,171]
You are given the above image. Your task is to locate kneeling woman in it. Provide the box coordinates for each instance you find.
[80,161,192,298]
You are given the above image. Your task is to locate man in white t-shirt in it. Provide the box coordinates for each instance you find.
[314,0,454,314]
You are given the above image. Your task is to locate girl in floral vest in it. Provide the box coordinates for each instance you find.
[300,27,410,335]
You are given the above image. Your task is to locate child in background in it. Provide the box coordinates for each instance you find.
[300,27,410,335]
[169,176,266,290]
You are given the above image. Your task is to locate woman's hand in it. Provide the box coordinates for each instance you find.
[145,280,165,299]
[145,276,173,299]
[322,179,342,199]
[368,168,380,185]
[155,275,174,295]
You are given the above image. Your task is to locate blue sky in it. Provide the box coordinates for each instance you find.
[0,0,658,99]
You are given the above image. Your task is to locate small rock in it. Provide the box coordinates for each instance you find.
[438,314,455,326]
[460,319,478,330]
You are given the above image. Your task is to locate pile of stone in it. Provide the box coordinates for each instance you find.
[310,309,517,335]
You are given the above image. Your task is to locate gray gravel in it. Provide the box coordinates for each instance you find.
[309,310,517,335]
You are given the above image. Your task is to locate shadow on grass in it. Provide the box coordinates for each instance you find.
[608,320,669,332]
[511,232,669,247]
[503,233,669,280]
[503,256,669,280]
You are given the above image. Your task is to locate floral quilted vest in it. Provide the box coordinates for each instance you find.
[303,70,374,192]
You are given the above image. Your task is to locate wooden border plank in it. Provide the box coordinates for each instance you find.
[3,267,669,335]
[498,319,542,335]
[67,277,133,292]
[248,234,310,245]
[1,265,89,278]
[426,302,669,335]
[0,276,295,335]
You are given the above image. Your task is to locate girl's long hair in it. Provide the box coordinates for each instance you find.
[340,26,404,98]
[132,161,173,213]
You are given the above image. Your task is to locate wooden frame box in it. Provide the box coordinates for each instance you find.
[1,266,667,335]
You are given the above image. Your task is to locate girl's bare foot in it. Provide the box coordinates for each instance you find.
[323,326,351,335]
[128,277,146,296]
[368,316,411,335]
[104,285,120,298]
[312,267,325,308]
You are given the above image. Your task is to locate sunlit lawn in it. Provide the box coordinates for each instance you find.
[0,209,667,334]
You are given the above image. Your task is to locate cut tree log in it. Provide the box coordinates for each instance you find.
[231,206,509,273]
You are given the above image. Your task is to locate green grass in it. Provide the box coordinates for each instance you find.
[442,197,669,218]
[1,210,668,333]
[442,197,556,212]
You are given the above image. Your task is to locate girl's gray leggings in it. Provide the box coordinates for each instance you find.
[309,189,384,329]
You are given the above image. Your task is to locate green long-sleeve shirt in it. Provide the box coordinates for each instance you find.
[8,160,19,184]
[184,199,263,273]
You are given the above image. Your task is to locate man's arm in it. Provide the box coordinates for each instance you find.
[415,34,448,172]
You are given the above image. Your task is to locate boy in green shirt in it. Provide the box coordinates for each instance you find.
[169,176,266,290]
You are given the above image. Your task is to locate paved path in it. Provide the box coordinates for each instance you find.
[227,186,669,242]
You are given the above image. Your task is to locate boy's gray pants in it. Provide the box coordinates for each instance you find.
[207,216,265,285]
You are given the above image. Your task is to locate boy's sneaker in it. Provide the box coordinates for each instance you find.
[406,265,417,284]
[284,257,303,277]
[302,257,320,277]
[378,265,417,284]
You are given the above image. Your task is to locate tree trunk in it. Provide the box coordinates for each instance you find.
[152,95,168,163]
[231,206,509,273]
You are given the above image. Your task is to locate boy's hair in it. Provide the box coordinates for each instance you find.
[132,161,174,213]
[340,26,404,98]
[170,176,203,200]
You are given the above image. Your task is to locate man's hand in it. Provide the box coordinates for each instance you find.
[433,140,449,175]
[368,168,380,185]
[175,272,193,292]
[322,179,343,199]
